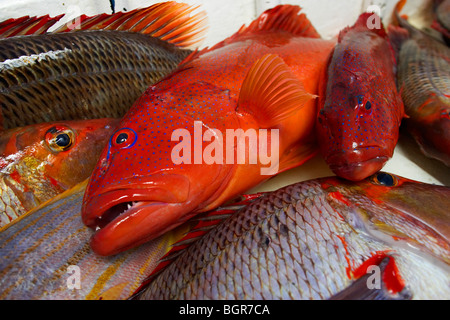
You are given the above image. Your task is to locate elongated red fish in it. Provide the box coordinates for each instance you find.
[316,13,404,181]
[82,5,336,256]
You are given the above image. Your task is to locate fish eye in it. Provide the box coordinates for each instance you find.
[111,128,137,150]
[45,127,75,152]
[371,172,398,187]
[116,133,128,144]
[365,101,372,110]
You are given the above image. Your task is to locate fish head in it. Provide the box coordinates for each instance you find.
[317,60,400,181]
[326,172,450,263]
[0,118,119,188]
[82,82,235,256]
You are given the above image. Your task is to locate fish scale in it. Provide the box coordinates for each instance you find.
[138,174,450,300]
[0,30,191,129]
[0,182,189,299]
[140,180,358,299]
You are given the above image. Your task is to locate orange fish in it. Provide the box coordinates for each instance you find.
[82,5,336,256]
[0,118,118,227]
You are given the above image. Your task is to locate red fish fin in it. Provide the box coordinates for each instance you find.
[55,2,208,48]
[130,193,266,299]
[339,12,387,42]
[237,5,320,38]
[329,254,412,300]
[278,141,318,173]
[237,54,317,128]
[0,14,64,38]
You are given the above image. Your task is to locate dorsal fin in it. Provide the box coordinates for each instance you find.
[338,12,388,42]
[0,2,208,48]
[130,192,266,299]
[236,5,320,39]
[0,14,64,38]
[204,4,320,53]
[237,54,317,128]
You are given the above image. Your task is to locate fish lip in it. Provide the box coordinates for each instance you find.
[327,151,390,181]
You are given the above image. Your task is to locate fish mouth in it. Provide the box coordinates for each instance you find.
[326,147,391,181]
[82,174,195,256]
[83,192,196,256]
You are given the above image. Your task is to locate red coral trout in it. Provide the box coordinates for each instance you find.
[82,5,336,256]
[0,2,207,129]
[0,182,189,300]
[136,172,450,300]
[316,13,404,181]
[0,118,118,227]
[393,0,450,166]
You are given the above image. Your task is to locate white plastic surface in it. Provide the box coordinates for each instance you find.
[0,0,449,190]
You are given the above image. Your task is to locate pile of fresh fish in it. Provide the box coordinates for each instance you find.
[0,0,449,301]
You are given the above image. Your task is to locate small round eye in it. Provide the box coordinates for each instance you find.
[365,101,372,110]
[372,172,398,187]
[55,133,71,147]
[111,128,137,150]
[116,132,129,144]
[45,126,75,152]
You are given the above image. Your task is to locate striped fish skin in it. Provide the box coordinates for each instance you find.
[0,30,191,129]
[394,1,450,166]
[396,33,450,166]
[139,173,450,300]
[0,182,187,300]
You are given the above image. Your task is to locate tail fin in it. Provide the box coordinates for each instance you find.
[0,2,208,48]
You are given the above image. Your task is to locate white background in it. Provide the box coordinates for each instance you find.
[1,0,449,189]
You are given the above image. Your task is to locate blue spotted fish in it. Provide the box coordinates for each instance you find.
[81,5,337,256]
[316,12,405,181]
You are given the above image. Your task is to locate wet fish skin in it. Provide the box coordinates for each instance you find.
[138,173,450,300]
[316,13,404,181]
[392,0,450,166]
[0,182,188,300]
[0,118,119,227]
[82,5,336,256]
[0,30,191,129]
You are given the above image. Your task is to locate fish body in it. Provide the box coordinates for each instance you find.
[0,2,207,129]
[432,0,450,44]
[0,182,188,299]
[138,172,450,300]
[0,118,118,227]
[316,13,404,181]
[394,1,450,166]
[82,5,336,256]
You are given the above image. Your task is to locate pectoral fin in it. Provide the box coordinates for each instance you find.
[329,256,412,300]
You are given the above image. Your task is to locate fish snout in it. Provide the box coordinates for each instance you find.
[81,173,194,255]
[326,146,391,181]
